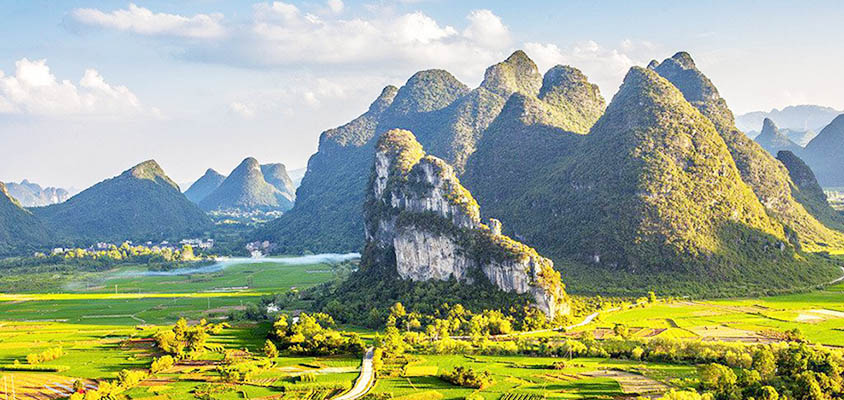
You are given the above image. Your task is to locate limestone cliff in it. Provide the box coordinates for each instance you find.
[363,129,568,318]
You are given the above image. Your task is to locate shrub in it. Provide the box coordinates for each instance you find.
[440,366,494,389]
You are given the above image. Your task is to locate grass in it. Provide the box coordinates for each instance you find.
[0,257,347,326]
[579,281,844,346]
[371,354,695,399]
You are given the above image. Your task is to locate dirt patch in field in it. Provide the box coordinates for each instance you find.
[641,328,667,338]
[581,370,668,398]
[0,373,98,400]
[810,309,844,317]
[139,378,176,387]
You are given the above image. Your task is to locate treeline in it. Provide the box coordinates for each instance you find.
[0,243,207,272]
[268,313,365,356]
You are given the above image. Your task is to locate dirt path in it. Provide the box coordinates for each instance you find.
[581,370,668,398]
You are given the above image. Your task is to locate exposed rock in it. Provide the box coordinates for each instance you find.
[3,180,70,207]
[363,129,569,318]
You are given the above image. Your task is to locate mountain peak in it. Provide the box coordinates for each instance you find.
[369,85,398,114]
[389,69,469,114]
[480,50,542,97]
[762,117,778,133]
[506,49,532,64]
[670,51,696,69]
[185,168,227,204]
[538,65,605,133]
[124,160,178,189]
[237,157,262,171]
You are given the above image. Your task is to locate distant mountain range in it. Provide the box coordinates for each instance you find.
[253,50,844,295]
[0,182,54,254]
[754,118,805,156]
[194,158,296,212]
[737,105,842,133]
[34,160,212,243]
[3,180,70,207]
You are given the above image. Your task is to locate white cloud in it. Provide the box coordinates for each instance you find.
[326,0,344,14]
[0,58,154,117]
[524,40,659,98]
[71,3,225,39]
[462,9,510,49]
[228,102,255,118]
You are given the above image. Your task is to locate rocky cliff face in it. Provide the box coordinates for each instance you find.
[4,180,71,207]
[363,129,568,318]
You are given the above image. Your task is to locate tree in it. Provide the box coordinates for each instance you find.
[150,355,174,373]
[698,363,737,392]
[262,340,279,358]
[752,348,776,380]
[613,323,630,339]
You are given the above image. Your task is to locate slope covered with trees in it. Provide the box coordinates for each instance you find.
[254,51,600,253]
[0,182,54,255]
[184,168,225,203]
[34,160,211,243]
[650,52,844,252]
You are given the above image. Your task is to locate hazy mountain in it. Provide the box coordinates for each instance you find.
[0,182,54,255]
[804,114,844,187]
[754,118,804,156]
[746,127,816,146]
[777,150,844,231]
[737,105,842,134]
[199,157,294,212]
[184,169,226,203]
[3,180,69,207]
[287,168,306,188]
[260,163,296,203]
[34,160,211,242]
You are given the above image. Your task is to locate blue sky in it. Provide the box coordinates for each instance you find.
[1,0,843,189]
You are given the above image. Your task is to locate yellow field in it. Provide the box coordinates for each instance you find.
[0,292,265,302]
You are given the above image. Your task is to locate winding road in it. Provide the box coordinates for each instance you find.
[333,348,375,400]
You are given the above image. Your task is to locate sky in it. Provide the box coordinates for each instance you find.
[1,0,843,190]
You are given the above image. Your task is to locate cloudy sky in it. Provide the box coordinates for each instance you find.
[1,0,843,189]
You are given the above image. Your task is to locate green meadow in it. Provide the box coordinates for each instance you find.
[370,354,696,399]
[581,281,844,346]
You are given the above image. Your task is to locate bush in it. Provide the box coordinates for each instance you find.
[440,366,494,389]
[150,355,174,373]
